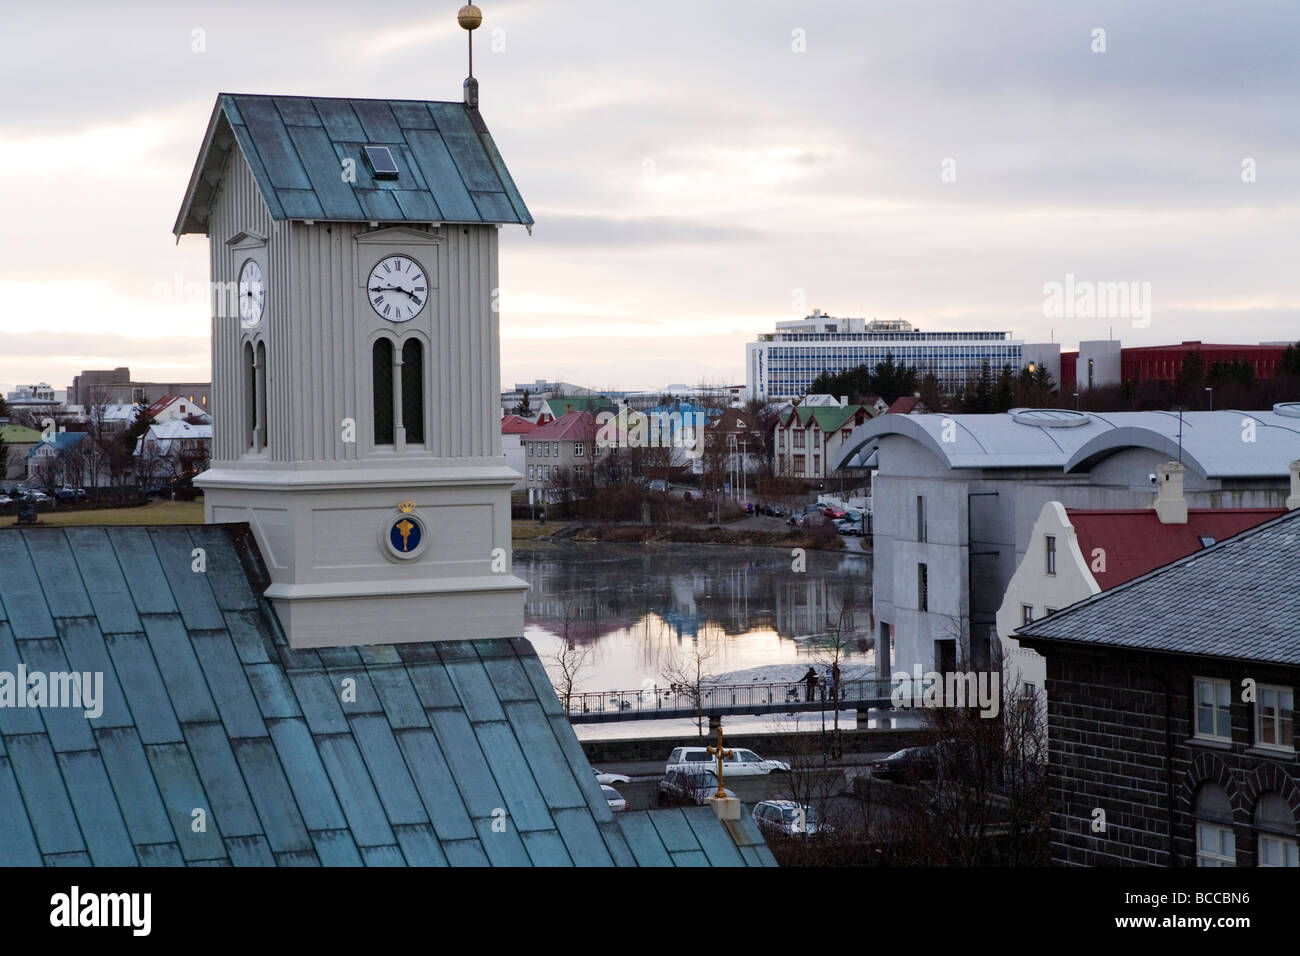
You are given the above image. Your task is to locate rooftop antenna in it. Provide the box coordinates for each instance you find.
[1177,406,1184,464]
[458,4,482,109]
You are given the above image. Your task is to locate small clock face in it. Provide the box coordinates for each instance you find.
[238,259,265,328]
[367,255,428,323]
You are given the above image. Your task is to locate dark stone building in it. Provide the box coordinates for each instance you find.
[1018,508,1299,867]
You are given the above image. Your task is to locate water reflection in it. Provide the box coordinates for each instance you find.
[516,542,874,692]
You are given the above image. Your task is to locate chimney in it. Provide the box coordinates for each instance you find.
[840,395,849,406]
[1154,461,1188,524]
[1287,460,1300,510]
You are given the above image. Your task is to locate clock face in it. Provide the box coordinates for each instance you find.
[367,255,428,323]
[238,259,265,328]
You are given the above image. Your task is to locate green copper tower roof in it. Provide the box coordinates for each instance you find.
[0,525,771,867]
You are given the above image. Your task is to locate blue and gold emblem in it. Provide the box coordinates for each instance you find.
[390,515,423,553]
[383,500,425,558]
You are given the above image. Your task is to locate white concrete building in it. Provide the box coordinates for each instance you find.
[834,406,1300,679]
[746,311,1023,401]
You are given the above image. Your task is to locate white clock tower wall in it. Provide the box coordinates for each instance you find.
[207,147,281,463]
[189,112,527,649]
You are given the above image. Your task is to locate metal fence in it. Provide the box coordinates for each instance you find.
[563,677,898,722]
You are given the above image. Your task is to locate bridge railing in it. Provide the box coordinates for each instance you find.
[562,677,899,718]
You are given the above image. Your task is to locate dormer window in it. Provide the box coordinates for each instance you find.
[363,146,399,180]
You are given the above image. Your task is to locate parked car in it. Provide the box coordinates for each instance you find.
[657,769,735,807]
[592,767,631,786]
[26,491,50,504]
[602,785,628,812]
[647,479,669,492]
[0,494,11,506]
[752,800,827,835]
[868,747,936,784]
[666,746,789,776]
[55,486,88,502]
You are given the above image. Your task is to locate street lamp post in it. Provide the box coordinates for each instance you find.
[1073,392,1080,411]
[1205,387,1213,412]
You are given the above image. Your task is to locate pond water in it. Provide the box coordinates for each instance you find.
[516,542,875,702]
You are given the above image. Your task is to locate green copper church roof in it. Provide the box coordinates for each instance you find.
[0,524,772,867]
[174,94,533,235]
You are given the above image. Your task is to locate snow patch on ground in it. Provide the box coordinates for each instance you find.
[711,662,876,685]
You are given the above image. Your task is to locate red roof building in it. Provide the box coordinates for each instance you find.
[1066,507,1286,591]
[500,415,539,435]
[525,410,596,441]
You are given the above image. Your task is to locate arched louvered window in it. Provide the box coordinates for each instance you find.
[373,339,395,445]
[243,342,256,450]
[255,341,268,451]
[402,339,424,444]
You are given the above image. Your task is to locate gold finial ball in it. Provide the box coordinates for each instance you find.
[458,4,482,30]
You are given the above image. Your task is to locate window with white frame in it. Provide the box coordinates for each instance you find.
[575,465,585,483]
[552,441,559,457]
[527,465,534,481]
[1021,605,1034,626]
[1255,793,1298,867]
[1194,783,1235,866]
[1195,678,1232,741]
[574,441,584,457]
[1045,535,1056,575]
[527,443,533,456]
[1255,685,1295,750]
[1259,835,1299,867]
[1197,824,1235,866]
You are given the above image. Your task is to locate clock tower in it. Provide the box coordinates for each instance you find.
[174,22,530,648]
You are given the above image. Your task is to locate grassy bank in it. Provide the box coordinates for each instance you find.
[0,500,205,528]
[557,522,847,551]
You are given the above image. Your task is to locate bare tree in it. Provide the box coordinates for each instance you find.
[659,640,719,738]
[544,599,594,716]
[547,640,591,717]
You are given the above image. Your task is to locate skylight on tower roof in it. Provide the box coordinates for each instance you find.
[363,146,399,179]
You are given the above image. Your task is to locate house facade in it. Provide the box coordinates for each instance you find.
[996,462,1292,720]
[501,414,538,490]
[774,401,870,479]
[523,410,599,504]
[1018,508,1300,867]
[1,423,43,483]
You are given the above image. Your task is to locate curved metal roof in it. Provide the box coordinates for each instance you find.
[833,409,1300,478]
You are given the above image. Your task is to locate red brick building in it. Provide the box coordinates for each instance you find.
[1061,341,1290,391]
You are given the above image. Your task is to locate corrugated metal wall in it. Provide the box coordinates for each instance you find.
[208,141,280,462]
[210,145,502,465]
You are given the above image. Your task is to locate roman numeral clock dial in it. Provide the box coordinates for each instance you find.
[368,256,428,323]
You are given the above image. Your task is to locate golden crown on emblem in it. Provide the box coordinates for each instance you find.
[398,499,416,514]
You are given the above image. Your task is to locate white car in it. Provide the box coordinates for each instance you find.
[666,746,790,777]
[752,800,828,835]
[0,495,11,506]
[602,785,628,812]
[593,767,631,786]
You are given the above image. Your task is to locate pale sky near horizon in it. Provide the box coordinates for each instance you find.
[2,0,1298,395]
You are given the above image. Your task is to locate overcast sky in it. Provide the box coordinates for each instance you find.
[2,0,1298,394]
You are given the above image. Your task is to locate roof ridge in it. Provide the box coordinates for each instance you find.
[1018,507,1300,637]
